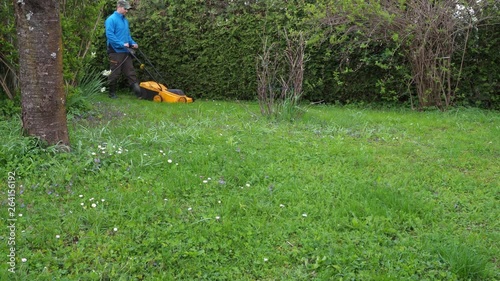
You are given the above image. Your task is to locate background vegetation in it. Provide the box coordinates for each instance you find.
[1,0,499,110]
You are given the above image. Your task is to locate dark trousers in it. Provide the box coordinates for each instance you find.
[108,52,138,87]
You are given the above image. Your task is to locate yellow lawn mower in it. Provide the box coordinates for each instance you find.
[128,48,193,103]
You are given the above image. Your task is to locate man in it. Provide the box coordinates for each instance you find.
[105,0,141,99]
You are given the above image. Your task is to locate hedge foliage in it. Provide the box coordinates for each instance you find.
[1,0,499,109]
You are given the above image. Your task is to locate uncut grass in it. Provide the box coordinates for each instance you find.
[1,96,498,280]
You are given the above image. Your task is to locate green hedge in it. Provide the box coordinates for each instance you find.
[1,0,499,109]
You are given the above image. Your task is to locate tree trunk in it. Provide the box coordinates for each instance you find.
[13,0,69,147]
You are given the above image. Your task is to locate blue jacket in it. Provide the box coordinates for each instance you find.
[105,11,136,53]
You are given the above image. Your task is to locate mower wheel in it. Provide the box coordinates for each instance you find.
[153,95,162,102]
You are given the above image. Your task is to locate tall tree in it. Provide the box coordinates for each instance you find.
[12,0,69,146]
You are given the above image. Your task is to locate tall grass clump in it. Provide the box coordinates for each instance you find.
[440,244,490,280]
[66,66,105,116]
[428,238,493,280]
[257,32,306,122]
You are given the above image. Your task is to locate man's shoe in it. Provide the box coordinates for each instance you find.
[131,82,142,98]
[108,83,117,98]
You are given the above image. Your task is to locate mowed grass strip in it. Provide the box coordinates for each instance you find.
[1,96,498,280]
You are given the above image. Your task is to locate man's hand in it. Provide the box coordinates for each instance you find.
[132,44,138,49]
[124,43,130,48]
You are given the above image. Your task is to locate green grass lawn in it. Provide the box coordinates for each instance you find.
[1,95,499,280]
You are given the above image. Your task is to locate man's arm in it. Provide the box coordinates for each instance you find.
[128,32,138,48]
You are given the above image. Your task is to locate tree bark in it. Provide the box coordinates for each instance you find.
[13,0,69,147]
